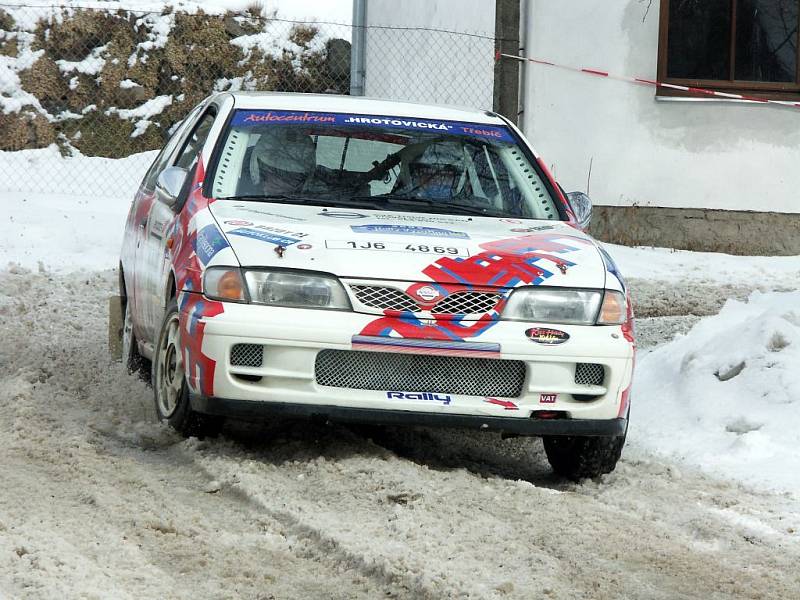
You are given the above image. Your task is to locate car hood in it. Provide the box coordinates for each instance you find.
[208,200,608,289]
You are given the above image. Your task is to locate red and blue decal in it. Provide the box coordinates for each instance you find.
[359,232,589,342]
[168,159,225,396]
[352,335,500,358]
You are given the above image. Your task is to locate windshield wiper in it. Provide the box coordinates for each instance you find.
[216,194,318,203]
[349,194,512,218]
[217,194,391,212]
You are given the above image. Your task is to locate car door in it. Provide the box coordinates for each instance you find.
[137,105,219,344]
[125,105,205,347]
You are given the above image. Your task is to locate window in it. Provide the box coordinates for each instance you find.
[174,109,216,169]
[209,110,563,221]
[140,104,204,191]
[658,0,800,99]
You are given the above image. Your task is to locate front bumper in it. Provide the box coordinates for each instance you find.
[192,395,628,437]
[182,298,635,431]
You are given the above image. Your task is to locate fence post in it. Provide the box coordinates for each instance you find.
[350,0,368,96]
[493,0,520,124]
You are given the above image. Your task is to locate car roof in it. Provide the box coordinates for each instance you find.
[224,92,505,125]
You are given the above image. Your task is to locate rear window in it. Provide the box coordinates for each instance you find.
[208,109,562,220]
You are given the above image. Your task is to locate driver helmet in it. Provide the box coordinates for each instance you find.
[250,127,315,194]
[406,141,466,200]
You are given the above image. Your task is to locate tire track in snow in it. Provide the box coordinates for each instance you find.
[2,267,799,599]
[0,268,393,599]
[188,422,800,600]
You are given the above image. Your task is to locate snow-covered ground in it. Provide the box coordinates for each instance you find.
[0,0,353,26]
[1,150,799,597]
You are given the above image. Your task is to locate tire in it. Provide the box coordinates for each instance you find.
[121,294,151,381]
[543,427,627,481]
[153,299,224,439]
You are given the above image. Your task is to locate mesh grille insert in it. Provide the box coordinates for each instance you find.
[315,350,525,398]
[575,363,604,386]
[230,343,264,368]
[431,291,501,314]
[349,285,418,312]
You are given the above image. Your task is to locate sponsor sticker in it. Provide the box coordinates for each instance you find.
[224,219,253,226]
[526,328,570,345]
[386,391,452,405]
[351,224,469,239]
[297,243,313,250]
[194,224,229,265]
[230,208,307,222]
[539,393,558,404]
[227,227,299,247]
[231,110,516,143]
[510,225,556,233]
[325,240,470,257]
[372,213,469,224]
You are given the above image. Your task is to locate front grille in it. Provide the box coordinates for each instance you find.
[432,291,501,314]
[315,350,525,398]
[230,343,264,368]
[349,284,501,315]
[575,363,604,386]
[349,285,418,312]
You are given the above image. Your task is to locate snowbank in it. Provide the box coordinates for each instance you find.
[0,146,155,270]
[632,291,800,493]
[606,243,799,286]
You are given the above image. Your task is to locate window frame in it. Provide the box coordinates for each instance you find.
[657,0,800,100]
[172,106,218,171]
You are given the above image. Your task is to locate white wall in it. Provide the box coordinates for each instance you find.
[525,0,800,213]
[363,0,495,109]
[362,0,800,214]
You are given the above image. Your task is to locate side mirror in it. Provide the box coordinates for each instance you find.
[155,166,188,209]
[566,191,593,230]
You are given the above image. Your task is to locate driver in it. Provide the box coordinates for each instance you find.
[250,127,316,195]
[401,141,467,200]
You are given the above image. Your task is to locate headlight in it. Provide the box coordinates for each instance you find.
[244,270,351,310]
[502,287,623,325]
[502,288,602,325]
[204,267,247,302]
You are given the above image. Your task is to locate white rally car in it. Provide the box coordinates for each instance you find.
[117,92,635,479]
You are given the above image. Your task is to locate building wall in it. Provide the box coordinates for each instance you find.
[360,0,800,253]
[525,0,800,215]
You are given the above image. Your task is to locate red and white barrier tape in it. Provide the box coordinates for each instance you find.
[498,52,800,110]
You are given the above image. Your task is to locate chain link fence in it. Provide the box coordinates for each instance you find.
[0,3,497,197]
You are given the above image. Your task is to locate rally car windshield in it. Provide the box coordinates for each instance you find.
[209,110,563,220]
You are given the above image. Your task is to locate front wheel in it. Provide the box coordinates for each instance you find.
[153,299,224,439]
[543,430,626,481]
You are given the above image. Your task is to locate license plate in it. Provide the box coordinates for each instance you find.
[325,240,470,257]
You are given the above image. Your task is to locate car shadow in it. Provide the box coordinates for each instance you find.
[220,417,567,490]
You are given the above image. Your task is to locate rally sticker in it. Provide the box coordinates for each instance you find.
[526,328,570,345]
[325,240,470,257]
[386,391,452,405]
[231,110,516,143]
[227,227,299,247]
[194,224,229,265]
[350,224,469,239]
